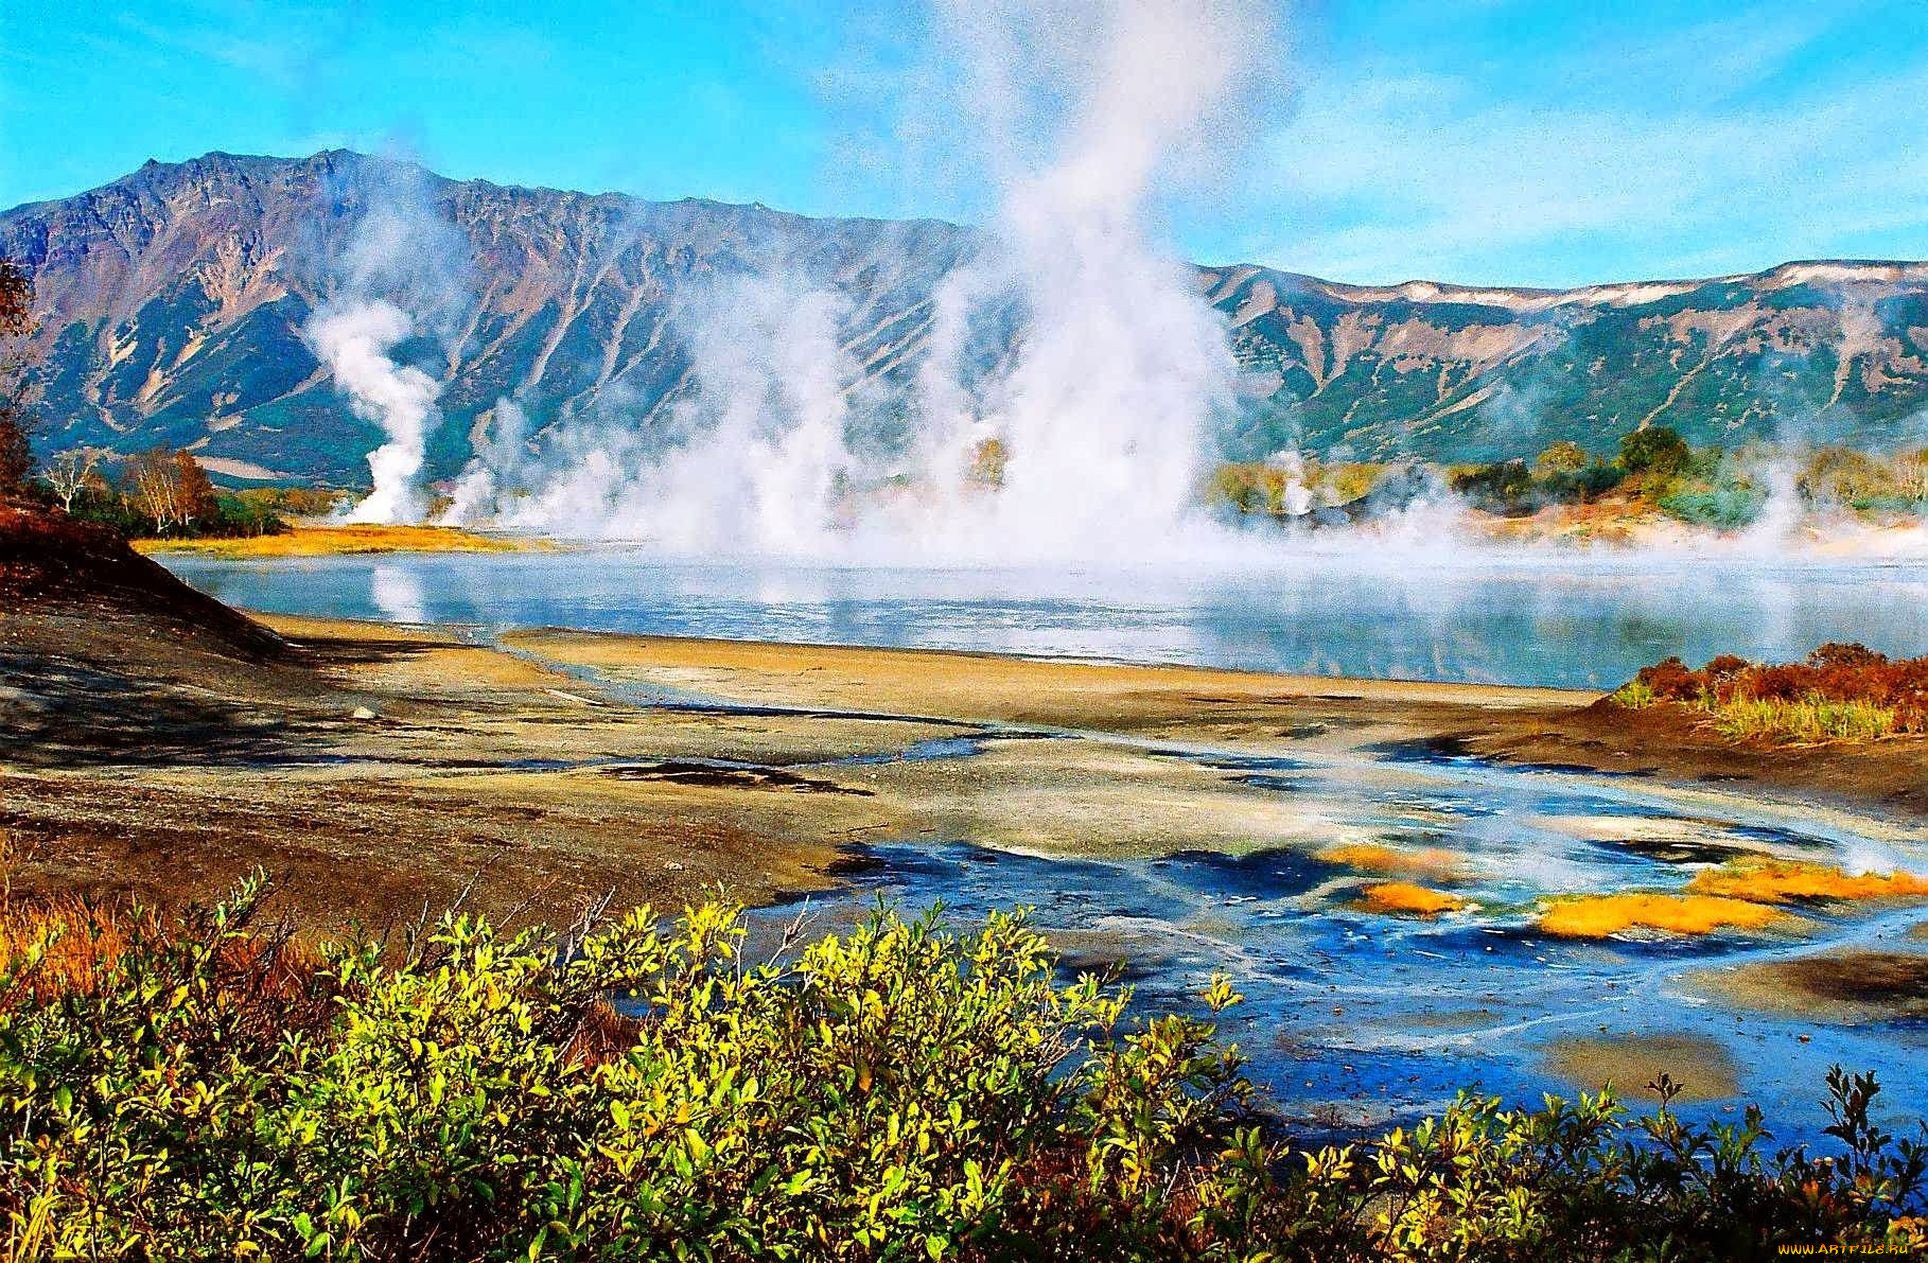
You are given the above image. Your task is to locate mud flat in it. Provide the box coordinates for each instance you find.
[1,603,930,930]
[505,629,1928,828]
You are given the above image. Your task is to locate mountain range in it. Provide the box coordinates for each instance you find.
[4,149,1927,486]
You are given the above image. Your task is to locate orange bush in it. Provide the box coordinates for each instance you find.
[1629,643,1928,733]
[0,896,139,1000]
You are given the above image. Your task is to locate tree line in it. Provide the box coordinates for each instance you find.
[0,258,296,538]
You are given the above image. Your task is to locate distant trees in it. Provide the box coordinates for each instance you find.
[967,436,1008,488]
[1616,425,1691,477]
[44,448,102,513]
[1798,444,1928,509]
[1449,440,1624,514]
[44,443,288,539]
[1899,448,1928,502]
[1533,440,1588,477]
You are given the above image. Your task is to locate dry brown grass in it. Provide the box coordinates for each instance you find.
[0,835,331,1032]
[0,893,140,1000]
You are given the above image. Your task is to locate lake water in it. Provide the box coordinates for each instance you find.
[160,548,1928,689]
[158,548,1928,1141]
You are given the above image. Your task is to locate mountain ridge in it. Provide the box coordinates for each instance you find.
[5,149,1927,485]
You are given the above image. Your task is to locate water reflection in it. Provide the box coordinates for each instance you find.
[160,550,1928,688]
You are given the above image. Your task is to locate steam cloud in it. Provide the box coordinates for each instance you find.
[307,155,469,525]
[304,301,442,524]
[444,0,1275,561]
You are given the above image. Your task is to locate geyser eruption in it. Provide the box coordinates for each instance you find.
[308,153,471,525]
[303,301,442,524]
[909,0,1263,558]
[449,0,1271,561]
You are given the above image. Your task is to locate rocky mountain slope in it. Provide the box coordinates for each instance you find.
[4,150,1927,485]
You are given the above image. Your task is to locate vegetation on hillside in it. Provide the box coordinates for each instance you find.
[1446,428,1928,528]
[1,871,1922,1261]
[1208,456,1386,517]
[1613,643,1928,742]
[1209,428,1928,533]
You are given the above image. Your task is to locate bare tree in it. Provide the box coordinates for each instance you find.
[126,446,219,534]
[128,449,183,532]
[46,447,100,512]
[1897,448,1928,503]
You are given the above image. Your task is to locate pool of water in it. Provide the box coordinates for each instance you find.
[741,735,1928,1145]
[160,548,1928,689]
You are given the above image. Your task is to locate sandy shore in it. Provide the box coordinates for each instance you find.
[5,598,1924,933]
[505,628,1928,825]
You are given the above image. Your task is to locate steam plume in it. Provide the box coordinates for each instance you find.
[305,153,469,525]
[303,301,442,524]
[448,0,1273,562]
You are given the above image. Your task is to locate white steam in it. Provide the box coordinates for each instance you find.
[303,301,442,525]
[307,155,469,526]
[447,0,1272,562]
[903,0,1262,557]
[442,398,531,526]
[442,278,864,551]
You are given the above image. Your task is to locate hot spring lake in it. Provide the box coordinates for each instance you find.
[162,549,1928,1139]
[162,548,1928,689]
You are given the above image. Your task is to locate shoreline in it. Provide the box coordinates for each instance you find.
[496,625,1928,829]
[5,594,1923,938]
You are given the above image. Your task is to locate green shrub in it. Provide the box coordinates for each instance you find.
[0,880,1922,1260]
[1658,485,1766,529]
[1618,426,1692,477]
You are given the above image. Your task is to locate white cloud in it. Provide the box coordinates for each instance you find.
[1235,9,1928,285]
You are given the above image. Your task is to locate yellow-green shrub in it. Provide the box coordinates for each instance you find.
[0,878,1922,1261]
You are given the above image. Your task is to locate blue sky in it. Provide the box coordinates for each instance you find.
[4,0,1928,287]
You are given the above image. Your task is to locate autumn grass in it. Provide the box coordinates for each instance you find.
[1355,882,1471,918]
[1685,859,1928,905]
[1612,643,1928,744]
[0,893,136,999]
[133,523,533,557]
[1537,892,1794,939]
[1712,695,1899,743]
